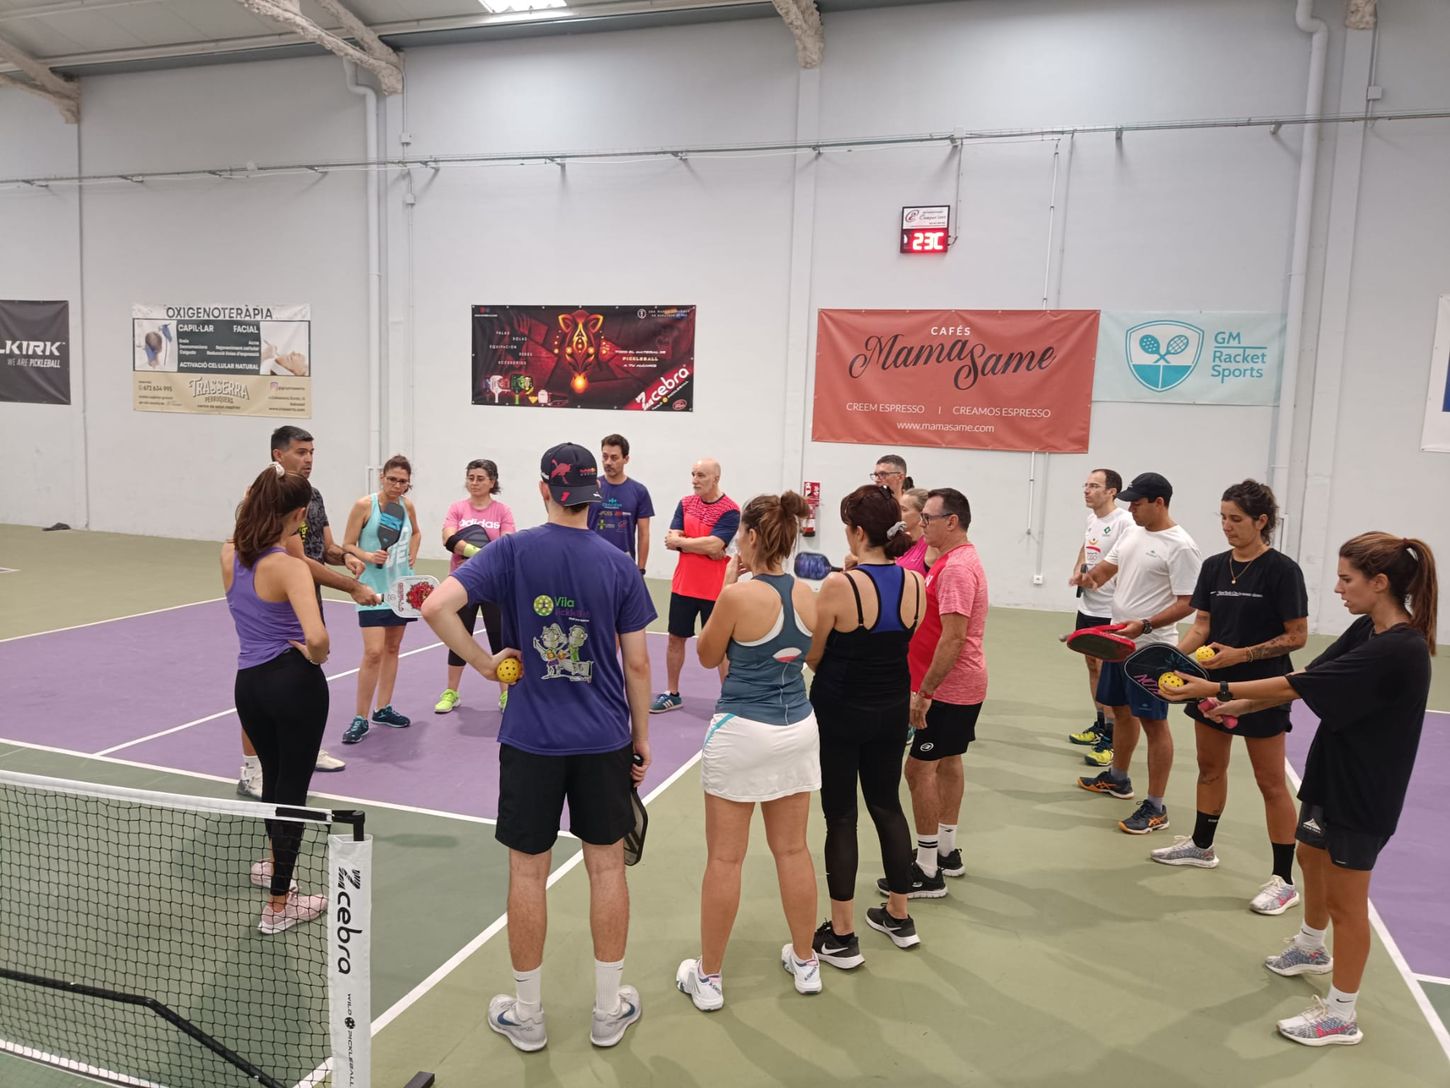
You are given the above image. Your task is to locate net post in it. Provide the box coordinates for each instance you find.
[403,1074,435,1088]
[331,809,367,842]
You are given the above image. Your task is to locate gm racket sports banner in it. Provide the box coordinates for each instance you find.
[0,299,70,405]
[812,309,1099,453]
[471,305,695,412]
[1422,295,1450,454]
[1094,311,1285,405]
[131,303,311,417]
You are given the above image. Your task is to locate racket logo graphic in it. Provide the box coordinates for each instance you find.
[1123,320,1204,393]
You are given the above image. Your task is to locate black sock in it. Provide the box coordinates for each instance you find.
[1192,811,1221,851]
[1094,709,1106,728]
[1271,842,1296,884]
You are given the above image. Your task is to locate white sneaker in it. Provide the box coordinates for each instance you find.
[675,958,724,1012]
[487,995,547,1052]
[1149,835,1219,868]
[248,859,298,893]
[236,766,263,800]
[780,944,822,995]
[258,892,327,935]
[1250,876,1301,916]
[314,748,346,772]
[1277,996,1363,1046]
[590,985,642,1047]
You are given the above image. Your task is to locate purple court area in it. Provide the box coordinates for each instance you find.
[1,600,714,821]
[1286,704,1449,979]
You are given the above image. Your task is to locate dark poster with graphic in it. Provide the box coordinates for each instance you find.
[0,300,70,405]
[471,305,695,412]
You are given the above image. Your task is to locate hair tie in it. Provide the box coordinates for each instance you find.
[271,462,285,477]
[887,521,907,539]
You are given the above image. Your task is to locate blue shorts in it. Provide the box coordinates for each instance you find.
[1095,658,1169,721]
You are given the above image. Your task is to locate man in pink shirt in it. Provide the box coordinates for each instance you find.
[888,488,988,902]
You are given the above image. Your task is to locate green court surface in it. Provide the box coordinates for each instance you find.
[1,525,1446,1087]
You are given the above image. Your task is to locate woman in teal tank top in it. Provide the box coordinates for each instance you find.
[340,454,420,745]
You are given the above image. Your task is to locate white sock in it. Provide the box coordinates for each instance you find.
[242,755,260,773]
[916,837,939,876]
[1295,923,1327,951]
[594,958,623,1015]
[937,824,957,854]
[513,965,542,1019]
[1327,985,1358,1020]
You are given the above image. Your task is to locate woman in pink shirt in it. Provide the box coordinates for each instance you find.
[435,458,517,713]
[895,488,937,575]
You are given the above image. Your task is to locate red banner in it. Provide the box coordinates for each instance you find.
[812,309,1100,453]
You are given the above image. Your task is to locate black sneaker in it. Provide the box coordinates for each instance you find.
[875,863,947,899]
[811,920,863,969]
[937,849,965,877]
[866,906,920,948]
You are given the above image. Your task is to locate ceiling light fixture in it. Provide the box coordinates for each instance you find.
[479,0,568,13]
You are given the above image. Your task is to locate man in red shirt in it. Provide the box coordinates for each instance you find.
[890,488,988,902]
[651,459,740,712]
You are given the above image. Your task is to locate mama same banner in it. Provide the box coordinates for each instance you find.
[132,303,312,417]
[1423,295,1450,454]
[812,309,1100,453]
[1094,311,1285,405]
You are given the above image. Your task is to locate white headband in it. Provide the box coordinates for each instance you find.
[887,521,907,539]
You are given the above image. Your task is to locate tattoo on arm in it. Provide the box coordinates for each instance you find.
[1244,633,1300,662]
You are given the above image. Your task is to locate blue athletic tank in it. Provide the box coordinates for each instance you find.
[715,573,813,726]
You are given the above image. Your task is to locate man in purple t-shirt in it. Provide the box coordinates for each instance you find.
[422,441,656,1054]
[589,433,654,574]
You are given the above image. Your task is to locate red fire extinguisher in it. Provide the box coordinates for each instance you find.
[802,481,820,537]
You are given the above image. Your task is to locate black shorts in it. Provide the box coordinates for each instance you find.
[668,593,716,639]
[358,608,413,628]
[447,600,503,667]
[496,743,634,855]
[1075,611,1111,632]
[910,699,980,761]
[1295,803,1391,872]
[1189,702,1292,739]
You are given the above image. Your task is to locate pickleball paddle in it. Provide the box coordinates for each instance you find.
[624,753,648,867]
[793,552,840,581]
[385,575,438,618]
[1075,563,1087,599]
[1065,624,1135,662]
[375,500,406,567]
[1122,644,1238,728]
[444,524,490,559]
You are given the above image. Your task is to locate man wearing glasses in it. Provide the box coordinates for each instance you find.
[870,454,913,501]
[887,488,988,901]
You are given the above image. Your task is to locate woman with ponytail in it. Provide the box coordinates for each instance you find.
[676,492,822,1012]
[1164,532,1437,1048]
[806,486,925,966]
[223,464,331,935]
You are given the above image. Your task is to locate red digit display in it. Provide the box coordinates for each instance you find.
[901,228,948,254]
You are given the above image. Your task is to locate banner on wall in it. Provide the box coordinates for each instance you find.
[812,309,1100,453]
[1422,295,1450,453]
[0,300,70,406]
[131,303,311,417]
[1094,311,1285,405]
[471,305,695,411]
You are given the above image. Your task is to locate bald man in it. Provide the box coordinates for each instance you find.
[651,459,740,712]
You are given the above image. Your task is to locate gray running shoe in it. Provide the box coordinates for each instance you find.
[1250,876,1300,916]
[1277,997,1362,1046]
[590,985,641,1047]
[487,995,547,1052]
[1150,836,1219,868]
[1264,938,1333,977]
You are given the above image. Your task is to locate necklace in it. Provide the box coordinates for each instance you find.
[1228,547,1267,584]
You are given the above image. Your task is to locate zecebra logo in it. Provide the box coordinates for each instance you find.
[1124,320,1205,393]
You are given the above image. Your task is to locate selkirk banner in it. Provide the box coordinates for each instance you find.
[812,309,1100,453]
[1095,311,1285,405]
[132,303,312,417]
[0,300,70,405]
[1422,295,1450,453]
[472,305,695,411]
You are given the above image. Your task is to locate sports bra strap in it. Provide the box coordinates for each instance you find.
[844,570,866,628]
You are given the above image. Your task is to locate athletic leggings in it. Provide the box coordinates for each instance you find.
[815,696,915,900]
[235,649,329,897]
[447,600,503,667]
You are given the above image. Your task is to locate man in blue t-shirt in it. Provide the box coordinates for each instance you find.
[422,441,656,1054]
[589,433,654,575]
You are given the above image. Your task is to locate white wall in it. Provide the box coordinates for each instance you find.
[2,0,1447,633]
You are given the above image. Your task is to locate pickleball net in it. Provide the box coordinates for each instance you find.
[0,768,373,1088]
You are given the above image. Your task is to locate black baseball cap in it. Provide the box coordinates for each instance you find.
[540,443,603,506]
[1119,472,1173,502]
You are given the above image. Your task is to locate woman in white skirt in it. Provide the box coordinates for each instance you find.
[676,491,821,1012]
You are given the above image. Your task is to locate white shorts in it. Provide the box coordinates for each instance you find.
[701,711,821,803]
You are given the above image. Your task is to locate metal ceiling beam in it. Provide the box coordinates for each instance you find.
[231,0,402,94]
[770,0,822,68]
[0,32,79,121]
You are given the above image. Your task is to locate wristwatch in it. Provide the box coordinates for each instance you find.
[1219,680,1232,702]
[1138,618,1154,634]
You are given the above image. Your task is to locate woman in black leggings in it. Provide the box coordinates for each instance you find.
[224,463,332,935]
[806,485,925,966]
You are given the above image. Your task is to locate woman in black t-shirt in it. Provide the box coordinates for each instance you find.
[1150,481,1309,916]
[1165,531,1436,1049]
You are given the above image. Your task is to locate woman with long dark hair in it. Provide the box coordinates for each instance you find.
[1150,481,1310,917]
[223,463,330,934]
[675,492,821,1012]
[807,486,924,966]
[1165,532,1436,1047]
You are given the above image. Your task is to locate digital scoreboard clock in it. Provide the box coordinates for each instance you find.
[901,205,951,255]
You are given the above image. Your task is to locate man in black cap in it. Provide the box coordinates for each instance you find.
[1071,472,1202,834]
[422,442,656,1053]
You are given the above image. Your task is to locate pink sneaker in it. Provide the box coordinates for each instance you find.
[248,859,297,893]
[258,892,327,935]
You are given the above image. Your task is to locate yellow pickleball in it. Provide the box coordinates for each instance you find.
[1158,671,1186,691]
[1193,646,1216,663]
[495,658,522,685]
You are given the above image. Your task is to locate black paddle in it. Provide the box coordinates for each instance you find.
[375,500,406,568]
[624,753,648,867]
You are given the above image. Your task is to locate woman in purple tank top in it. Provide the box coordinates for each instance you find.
[223,464,332,936]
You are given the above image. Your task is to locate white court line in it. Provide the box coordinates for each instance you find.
[368,749,704,1038]
[1416,973,1450,988]
[95,640,446,756]
[1282,759,1450,1063]
[0,734,504,829]
[0,596,226,644]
